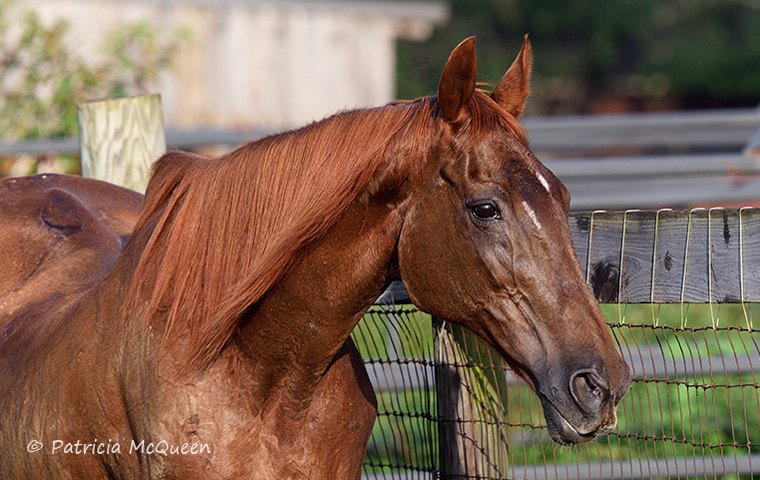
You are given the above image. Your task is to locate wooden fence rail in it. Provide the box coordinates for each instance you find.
[2,102,756,209]
[571,208,760,304]
[6,106,758,158]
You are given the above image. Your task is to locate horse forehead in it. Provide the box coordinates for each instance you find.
[463,134,561,200]
[491,153,555,194]
[523,149,555,194]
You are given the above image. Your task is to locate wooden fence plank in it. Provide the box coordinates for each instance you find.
[571,208,760,303]
[78,94,166,193]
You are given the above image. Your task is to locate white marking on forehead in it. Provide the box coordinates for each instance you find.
[536,171,551,193]
[524,149,551,193]
[522,200,542,230]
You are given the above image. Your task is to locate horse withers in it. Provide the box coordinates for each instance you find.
[0,36,631,479]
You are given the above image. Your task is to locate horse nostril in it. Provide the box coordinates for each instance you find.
[570,369,609,413]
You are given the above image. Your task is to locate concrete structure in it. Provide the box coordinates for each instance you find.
[28,0,448,129]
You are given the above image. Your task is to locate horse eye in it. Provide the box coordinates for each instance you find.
[471,203,501,220]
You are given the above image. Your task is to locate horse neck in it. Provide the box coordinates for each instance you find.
[233,142,426,413]
[116,101,437,405]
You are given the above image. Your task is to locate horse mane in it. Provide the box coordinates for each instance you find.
[123,90,527,373]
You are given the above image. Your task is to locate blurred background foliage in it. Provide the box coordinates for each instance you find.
[2,0,759,174]
[0,0,186,175]
[397,0,760,114]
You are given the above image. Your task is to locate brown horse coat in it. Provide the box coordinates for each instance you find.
[0,174,142,319]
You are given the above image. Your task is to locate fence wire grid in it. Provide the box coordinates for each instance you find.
[351,301,760,480]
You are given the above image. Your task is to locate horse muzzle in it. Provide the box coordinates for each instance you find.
[536,364,632,445]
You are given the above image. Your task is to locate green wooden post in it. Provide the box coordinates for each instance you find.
[78,94,166,193]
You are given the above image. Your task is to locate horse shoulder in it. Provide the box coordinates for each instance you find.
[143,338,376,479]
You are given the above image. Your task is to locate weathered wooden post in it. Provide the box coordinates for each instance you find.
[435,320,509,479]
[78,94,166,192]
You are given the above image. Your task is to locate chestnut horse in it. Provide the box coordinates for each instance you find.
[0,37,631,479]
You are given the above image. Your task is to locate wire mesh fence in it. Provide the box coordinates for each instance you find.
[352,301,760,480]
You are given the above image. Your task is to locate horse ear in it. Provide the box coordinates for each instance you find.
[438,37,478,123]
[491,34,532,119]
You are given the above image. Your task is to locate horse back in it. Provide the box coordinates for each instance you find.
[0,174,143,322]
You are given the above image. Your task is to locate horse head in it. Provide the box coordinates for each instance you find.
[398,37,632,445]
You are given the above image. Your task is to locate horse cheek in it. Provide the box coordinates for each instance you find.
[398,191,482,323]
